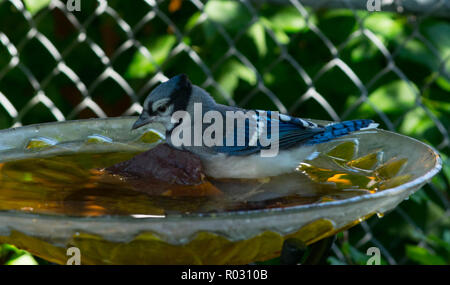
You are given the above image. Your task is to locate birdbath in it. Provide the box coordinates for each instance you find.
[0,117,442,264]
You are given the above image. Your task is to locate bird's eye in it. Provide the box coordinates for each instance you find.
[157,105,167,113]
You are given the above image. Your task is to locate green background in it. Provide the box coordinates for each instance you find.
[0,0,448,265]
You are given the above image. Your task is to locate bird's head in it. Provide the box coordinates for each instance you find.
[132,74,193,131]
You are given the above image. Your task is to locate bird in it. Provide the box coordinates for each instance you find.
[132,74,378,179]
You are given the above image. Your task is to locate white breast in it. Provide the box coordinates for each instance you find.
[200,145,317,179]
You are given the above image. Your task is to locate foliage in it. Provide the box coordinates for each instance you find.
[0,0,448,265]
[0,244,38,265]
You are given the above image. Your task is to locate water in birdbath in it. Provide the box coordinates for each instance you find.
[0,133,411,217]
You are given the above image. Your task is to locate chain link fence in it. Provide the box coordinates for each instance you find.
[0,0,448,264]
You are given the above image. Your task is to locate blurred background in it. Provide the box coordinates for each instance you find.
[0,0,448,265]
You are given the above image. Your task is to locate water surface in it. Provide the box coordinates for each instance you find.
[0,139,411,217]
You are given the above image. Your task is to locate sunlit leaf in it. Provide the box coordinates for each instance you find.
[5,253,38,265]
[347,35,379,62]
[436,76,450,92]
[204,0,252,32]
[216,58,256,96]
[23,0,51,15]
[358,80,417,117]
[351,40,379,62]
[399,107,434,138]
[272,29,290,45]
[259,8,308,45]
[247,21,267,57]
[126,35,176,78]
[1,244,38,265]
[364,13,403,40]
[267,7,307,33]
[185,11,202,32]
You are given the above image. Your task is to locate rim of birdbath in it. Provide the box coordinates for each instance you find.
[0,117,442,246]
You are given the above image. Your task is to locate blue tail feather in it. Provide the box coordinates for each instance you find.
[305,119,374,145]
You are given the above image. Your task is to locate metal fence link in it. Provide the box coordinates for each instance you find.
[0,0,448,264]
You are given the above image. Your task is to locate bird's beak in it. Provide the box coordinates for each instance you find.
[132,113,153,130]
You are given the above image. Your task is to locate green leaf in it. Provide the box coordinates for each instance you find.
[204,0,252,32]
[345,31,380,62]
[436,76,450,92]
[247,21,267,57]
[267,7,307,33]
[405,245,447,265]
[1,244,38,265]
[6,253,38,265]
[126,35,176,78]
[23,0,51,15]
[185,11,202,32]
[399,107,434,138]
[272,29,290,45]
[216,59,256,97]
[236,65,257,86]
[259,8,308,45]
[364,13,403,40]
[350,40,379,62]
[259,18,288,45]
[357,80,417,117]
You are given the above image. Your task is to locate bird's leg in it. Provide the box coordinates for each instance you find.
[280,238,308,265]
[280,235,336,265]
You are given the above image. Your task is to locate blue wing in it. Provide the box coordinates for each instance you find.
[213,110,374,156]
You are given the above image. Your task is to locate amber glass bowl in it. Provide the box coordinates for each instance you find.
[0,118,442,264]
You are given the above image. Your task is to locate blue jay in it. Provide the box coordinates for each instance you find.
[132,74,378,179]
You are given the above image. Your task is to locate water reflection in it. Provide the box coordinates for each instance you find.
[0,140,410,217]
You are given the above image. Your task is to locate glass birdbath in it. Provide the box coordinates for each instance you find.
[0,117,442,264]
